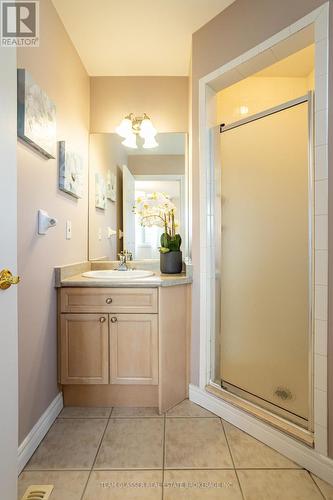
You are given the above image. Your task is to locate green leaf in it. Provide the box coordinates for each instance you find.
[159,247,170,253]
[168,234,182,251]
[160,232,171,248]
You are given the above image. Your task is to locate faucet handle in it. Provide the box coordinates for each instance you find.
[126,251,133,261]
[120,249,132,260]
[118,252,126,262]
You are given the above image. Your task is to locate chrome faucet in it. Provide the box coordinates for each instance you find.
[117,250,132,271]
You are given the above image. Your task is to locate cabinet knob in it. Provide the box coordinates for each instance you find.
[111,316,117,323]
[100,316,106,323]
[106,297,113,304]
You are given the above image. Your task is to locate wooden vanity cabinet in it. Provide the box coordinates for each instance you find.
[58,285,190,413]
[59,288,158,386]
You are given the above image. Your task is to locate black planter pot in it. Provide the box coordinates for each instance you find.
[160,251,183,274]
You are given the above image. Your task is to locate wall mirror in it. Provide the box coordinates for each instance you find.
[88,132,188,261]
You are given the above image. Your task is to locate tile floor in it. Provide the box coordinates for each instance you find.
[19,400,333,499]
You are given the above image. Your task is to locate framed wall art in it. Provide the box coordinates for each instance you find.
[106,169,117,201]
[17,69,56,158]
[95,172,106,209]
[58,141,84,198]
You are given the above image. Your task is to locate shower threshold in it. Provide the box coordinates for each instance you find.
[221,380,308,428]
[206,382,313,447]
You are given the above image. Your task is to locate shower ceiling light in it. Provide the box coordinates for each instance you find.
[239,105,249,115]
[116,113,158,149]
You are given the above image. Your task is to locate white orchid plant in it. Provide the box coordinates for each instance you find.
[134,192,181,253]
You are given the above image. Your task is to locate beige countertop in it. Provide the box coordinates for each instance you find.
[59,271,191,288]
[55,261,192,288]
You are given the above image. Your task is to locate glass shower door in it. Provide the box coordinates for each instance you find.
[218,100,311,426]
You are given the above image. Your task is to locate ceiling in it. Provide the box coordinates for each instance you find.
[51,0,235,76]
[254,44,314,78]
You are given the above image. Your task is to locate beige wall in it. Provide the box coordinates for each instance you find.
[90,76,188,133]
[89,134,127,260]
[190,0,327,395]
[128,155,185,176]
[17,0,90,443]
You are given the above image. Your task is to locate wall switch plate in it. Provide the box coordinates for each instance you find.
[66,220,72,240]
[98,227,102,240]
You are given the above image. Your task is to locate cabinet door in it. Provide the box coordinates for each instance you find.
[60,314,109,384]
[110,314,158,385]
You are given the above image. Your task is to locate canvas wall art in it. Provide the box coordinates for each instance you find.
[17,69,56,158]
[106,170,117,201]
[58,141,84,198]
[95,173,106,209]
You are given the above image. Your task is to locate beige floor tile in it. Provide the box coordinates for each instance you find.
[163,470,242,499]
[94,418,164,469]
[111,407,162,418]
[18,471,89,500]
[83,470,162,499]
[237,470,323,499]
[165,418,233,469]
[26,419,107,470]
[311,474,333,499]
[59,407,112,418]
[223,421,300,469]
[166,399,216,418]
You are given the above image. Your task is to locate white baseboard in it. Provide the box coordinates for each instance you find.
[189,384,333,486]
[18,392,63,474]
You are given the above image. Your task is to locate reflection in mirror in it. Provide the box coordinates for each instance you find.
[89,133,187,261]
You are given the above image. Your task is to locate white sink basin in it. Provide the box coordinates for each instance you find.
[82,270,155,280]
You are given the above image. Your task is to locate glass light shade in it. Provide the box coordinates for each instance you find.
[122,133,138,149]
[143,136,159,149]
[139,118,157,138]
[116,118,132,138]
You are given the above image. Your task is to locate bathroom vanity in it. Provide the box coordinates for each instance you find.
[55,131,192,413]
[56,262,191,413]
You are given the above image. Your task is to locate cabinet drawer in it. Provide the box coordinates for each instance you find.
[60,288,158,314]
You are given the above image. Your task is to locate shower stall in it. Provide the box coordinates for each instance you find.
[211,94,313,429]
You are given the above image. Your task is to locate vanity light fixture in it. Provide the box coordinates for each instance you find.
[122,132,138,149]
[116,113,158,149]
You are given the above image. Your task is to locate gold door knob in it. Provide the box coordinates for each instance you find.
[0,269,20,290]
